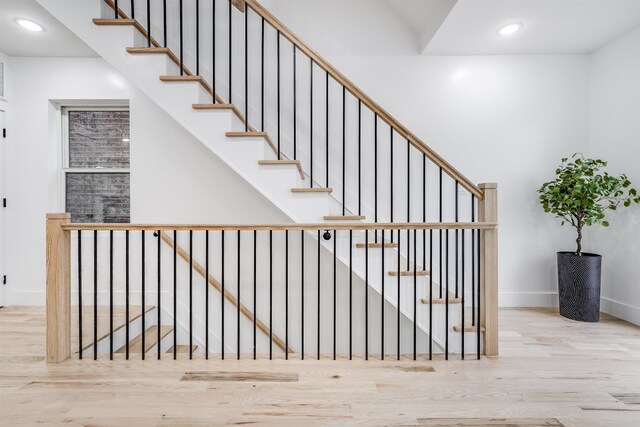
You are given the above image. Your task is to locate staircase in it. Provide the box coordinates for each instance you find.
[40,0,498,361]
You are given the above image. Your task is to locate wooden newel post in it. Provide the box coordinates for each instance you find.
[478,183,498,357]
[46,213,71,363]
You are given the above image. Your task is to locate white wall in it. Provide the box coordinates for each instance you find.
[255,0,591,307]
[588,27,640,324]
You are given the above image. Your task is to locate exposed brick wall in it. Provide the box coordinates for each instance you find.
[66,173,130,223]
[68,110,130,168]
[66,110,130,223]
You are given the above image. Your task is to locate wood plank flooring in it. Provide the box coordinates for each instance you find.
[1,306,639,426]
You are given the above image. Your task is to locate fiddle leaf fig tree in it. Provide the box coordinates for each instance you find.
[538,154,640,255]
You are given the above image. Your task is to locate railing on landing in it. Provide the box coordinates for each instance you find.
[45,206,498,363]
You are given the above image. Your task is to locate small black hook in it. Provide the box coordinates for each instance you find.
[322,230,332,241]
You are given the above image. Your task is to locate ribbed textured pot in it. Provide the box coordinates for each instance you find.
[557,252,602,322]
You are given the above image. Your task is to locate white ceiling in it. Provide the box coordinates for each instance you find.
[423,0,640,55]
[0,0,97,57]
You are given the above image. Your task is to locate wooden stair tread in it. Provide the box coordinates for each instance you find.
[453,325,485,333]
[291,187,333,193]
[226,131,268,137]
[160,75,203,82]
[167,345,198,354]
[356,242,398,249]
[324,215,366,221]
[192,103,234,110]
[388,270,430,277]
[116,325,173,354]
[126,47,170,54]
[93,18,136,25]
[73,305,155,352]
[421,296,462,305]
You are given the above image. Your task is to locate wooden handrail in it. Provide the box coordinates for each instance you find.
[62,222,497,231]
[245,0,483,200]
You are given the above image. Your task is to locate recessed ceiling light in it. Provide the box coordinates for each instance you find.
[497,23,522,37]
[14,18,46,32]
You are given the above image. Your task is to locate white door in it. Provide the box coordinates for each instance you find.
[0,109,5,307]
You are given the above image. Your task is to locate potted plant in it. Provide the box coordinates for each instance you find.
[538,154,639,322]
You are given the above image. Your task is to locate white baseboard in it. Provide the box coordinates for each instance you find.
[600,297,640,325]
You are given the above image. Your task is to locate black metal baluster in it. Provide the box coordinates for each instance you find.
[126,230,130,359]
[390,128,394,243]
[333,229,336,360]
[157,230,161,360]
[461,225,465,360]
[397,228,400,361]
[253,230,257,359]
[261,17,264,130]
[310,59,314,188]
[293,46,297,159]
[301,230,304,359]
[206,230,209,359]
[285,230,289,360]
[179,0,183,75]
[326,71,329,188]
[358,100,362,216]
[380,229,385,360]
[93,230,98,361]
[189,230,193,360]
[429,229,433,360]
[269,230,273,359]
[244,5,248,131]
[277,31,281,159]
[445,229,449,360]
[455,181,459,298]
[228,0,232,103]
[162,0,166,47]
[110,230,113,360]
[130,0,134,19]
[477,228,481,360]
[196,0,200,75]
[78,231,82,359]
[365,230,369,360]
[173,230,177,360]
[237,230,241,360]
[439,167,443,299]
[413,228,417,360]
[407,140,410,271]
[146,0,150,47]
[374,114,378,242]
[342,86,346,215]
[212,0,216,102]
[472,196,476,326]
[221,230,225,359]
[317,230,321,360]
[349,229,353,360]
[141,230,145,360]
[115,0,119,19]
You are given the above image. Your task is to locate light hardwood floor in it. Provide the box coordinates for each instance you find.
[1,307,639,426]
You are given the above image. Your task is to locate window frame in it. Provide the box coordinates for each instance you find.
[61,105,131,223]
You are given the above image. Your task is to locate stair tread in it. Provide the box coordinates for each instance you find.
[356,242,398,249]
[226,131,268,137]
[73,305,155,352]
[453,325,485,332]
[167,345,198,354]
[324,215,366,221]
[93,18,136,25]
[126,47,170,54]
[116,325,173,354]
[291,187,333,193]
[160,75,203,82]
[258,160,305,180]
[389,269,430,277]
[192,103,234,110]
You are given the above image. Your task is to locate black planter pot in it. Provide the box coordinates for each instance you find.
[557,251,602,322]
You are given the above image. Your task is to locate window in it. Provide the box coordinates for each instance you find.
[63,107,130,223]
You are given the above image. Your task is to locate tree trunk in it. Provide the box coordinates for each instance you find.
[576,223,582,255]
